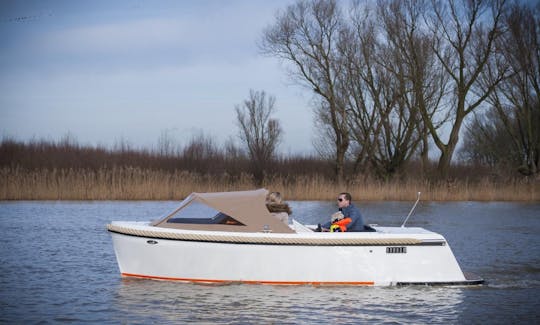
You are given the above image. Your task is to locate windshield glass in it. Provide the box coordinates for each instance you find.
[167,200,244,225]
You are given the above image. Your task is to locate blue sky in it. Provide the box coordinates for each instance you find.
[0,0,313,153]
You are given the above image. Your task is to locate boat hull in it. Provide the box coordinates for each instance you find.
[109,225,475,286]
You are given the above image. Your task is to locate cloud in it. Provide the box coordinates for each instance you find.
[44,18,186,55]
[39,4,271,69]
[3,1,292,74]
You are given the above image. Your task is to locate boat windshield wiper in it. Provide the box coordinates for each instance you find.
[401,192,421,228]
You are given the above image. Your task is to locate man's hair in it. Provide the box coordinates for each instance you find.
[340,192,352,202]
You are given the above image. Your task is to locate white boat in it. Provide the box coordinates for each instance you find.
[107,189,483,286]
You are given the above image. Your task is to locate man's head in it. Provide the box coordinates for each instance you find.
[337,192,352,208]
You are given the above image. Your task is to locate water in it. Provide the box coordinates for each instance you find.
[0,200,539,324]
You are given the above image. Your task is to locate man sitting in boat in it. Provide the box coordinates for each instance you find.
[318,192,365,232]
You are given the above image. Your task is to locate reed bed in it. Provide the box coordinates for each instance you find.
[266,175,538,201]
[1,167,538,201]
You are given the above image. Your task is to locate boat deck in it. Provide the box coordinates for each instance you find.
[372,226,438,235]
[108,221,445,246]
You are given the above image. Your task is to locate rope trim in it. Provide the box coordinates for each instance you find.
[107,224,423,246]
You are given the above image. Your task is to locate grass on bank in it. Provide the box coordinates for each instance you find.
[1,167,537,201]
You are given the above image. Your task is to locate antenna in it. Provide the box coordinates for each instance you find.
[401,192,421,228]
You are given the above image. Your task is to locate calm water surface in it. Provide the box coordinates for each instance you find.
[0,200,539,324]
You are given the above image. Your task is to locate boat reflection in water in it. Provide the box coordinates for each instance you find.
[108,189,484,286]
[113,278,466,323]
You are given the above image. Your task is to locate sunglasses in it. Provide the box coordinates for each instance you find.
[337,198,344,202]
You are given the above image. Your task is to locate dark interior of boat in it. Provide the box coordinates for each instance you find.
[168,212,245,226]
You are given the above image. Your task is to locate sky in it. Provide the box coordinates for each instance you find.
[0,0,315,154]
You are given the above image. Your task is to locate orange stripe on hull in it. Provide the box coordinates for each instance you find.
[121,273,374,286]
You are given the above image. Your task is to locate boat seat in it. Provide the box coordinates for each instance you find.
[348,225,377,232]
[291,219,314,233]
[363,225,377,232]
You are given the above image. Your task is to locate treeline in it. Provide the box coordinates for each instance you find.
[0,136,334,180]
[1,137,538,201]
[0,136,512,181]
[260,0,539,182]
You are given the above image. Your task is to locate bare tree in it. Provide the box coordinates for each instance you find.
[459,110,521,172]
[350,1,425,178]
[157,129,176,157]
[260,0,349,184]
[181,131,221,174]
[337,5,383,176]
[338,1,441,178]
[235,89,282,184]
[483,2,540,176]
[377,0,450,175]
[421,0,508,178]
[312,100,339,160]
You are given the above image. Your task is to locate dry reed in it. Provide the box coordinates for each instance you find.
[1,167,538,201]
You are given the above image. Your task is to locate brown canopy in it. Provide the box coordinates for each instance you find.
[152,188,294,233]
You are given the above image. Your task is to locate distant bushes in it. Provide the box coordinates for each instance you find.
[0,137,538,201]
[0,137,333,179]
